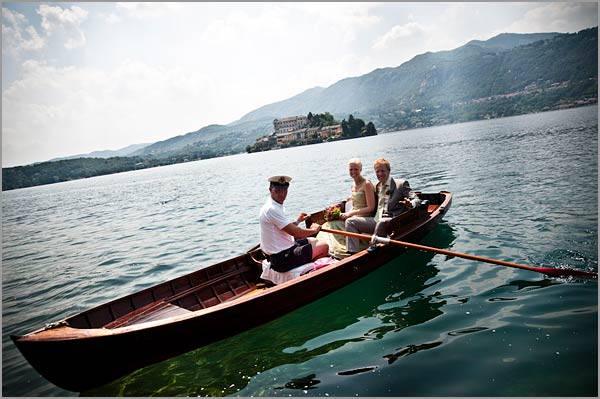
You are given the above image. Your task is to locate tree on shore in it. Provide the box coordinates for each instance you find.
[341,114,368,137]
[307,111,338,127]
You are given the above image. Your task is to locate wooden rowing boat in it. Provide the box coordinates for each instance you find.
[11,191,452,392]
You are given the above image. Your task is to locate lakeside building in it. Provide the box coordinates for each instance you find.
[318,125,343,139]
[273,116,308,134]
[274,123,342,145]
[247,114,350,153]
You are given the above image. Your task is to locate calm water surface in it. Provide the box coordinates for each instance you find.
[2,106,597,396]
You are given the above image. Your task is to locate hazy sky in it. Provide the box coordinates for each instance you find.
[2,2,597,167]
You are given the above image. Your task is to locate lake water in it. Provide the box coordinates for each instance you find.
[2,105,597,397]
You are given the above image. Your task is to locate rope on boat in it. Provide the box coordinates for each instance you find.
[44,320,69,330]
[248,252,265,265]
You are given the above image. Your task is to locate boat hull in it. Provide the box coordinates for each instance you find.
[12,191,451,391]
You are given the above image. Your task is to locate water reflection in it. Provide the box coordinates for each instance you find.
[447,326,489,336]
[383,341,443,364]
[497,278,560,292]
[274,373,320,391]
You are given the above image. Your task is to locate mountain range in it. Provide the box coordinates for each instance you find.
[4,27,597,190]
[68,27,596,161]
[49,143,151,162]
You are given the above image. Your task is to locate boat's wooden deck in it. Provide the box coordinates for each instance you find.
[67,258,263,329]
[104,302,192,328]
[73,196,446,330]
[123,303,192,325]
[105,284,265,328]
[241,286,269,298]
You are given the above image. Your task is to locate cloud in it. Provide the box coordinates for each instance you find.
[1,59,223,166]
[368,3,478,68]
[368,19,440,71]
[116,2,182,19]
[101,12,122,25]
[296,2,381,44]
[2,8,45,56]
[37,4,88,49]
[373,22,428,50]
[498,2,598,34]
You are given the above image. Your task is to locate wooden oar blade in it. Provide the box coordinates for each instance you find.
[536,267,598,278]
[321,227,598,279]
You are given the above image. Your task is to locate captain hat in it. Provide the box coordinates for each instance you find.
[268,175,292,186]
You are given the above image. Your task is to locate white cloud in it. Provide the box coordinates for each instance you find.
[2,8,45,56]
[368,19,439,71]
[160,3,380,109]
[1,59,225,166]
[101,12,121,25]
[499,2,598,34]
[368,1,597,70]
[295,2,381,44]
[373,22,428,50]
[116,2,181,19]
[37,4,88,49]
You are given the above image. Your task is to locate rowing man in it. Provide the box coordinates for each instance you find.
[259,175,329,272]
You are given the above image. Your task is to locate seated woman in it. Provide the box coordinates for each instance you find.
[318,158,376,258]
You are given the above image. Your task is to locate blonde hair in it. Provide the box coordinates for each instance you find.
[348,158,362,169]
[373,158,391,171]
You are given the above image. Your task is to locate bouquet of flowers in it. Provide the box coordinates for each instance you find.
[323,204,342,221]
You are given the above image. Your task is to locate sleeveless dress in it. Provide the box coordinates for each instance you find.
[318,191,370,258]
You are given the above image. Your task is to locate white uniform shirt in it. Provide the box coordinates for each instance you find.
[259,196,294,255]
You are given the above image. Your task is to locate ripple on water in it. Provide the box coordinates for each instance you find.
[2,106,598,397]
[97,257,126,267]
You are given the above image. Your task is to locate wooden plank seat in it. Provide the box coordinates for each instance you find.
[105,302,191,329]
[104,265,252,329]
[167,265,252,304]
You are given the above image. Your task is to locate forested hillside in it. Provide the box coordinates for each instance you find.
[240,27,597,131]
[3,28,596,191]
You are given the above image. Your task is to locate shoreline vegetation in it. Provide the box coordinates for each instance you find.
[1,102,596,191]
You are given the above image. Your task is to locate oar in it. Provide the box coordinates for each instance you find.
[321,227,598,278]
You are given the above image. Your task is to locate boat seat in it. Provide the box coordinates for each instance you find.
[105,302,192,328]
[260,257,338,285]
[131,303,192,324]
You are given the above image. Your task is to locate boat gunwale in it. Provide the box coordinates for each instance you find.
[15,191,452,341]
[10,191,452,392]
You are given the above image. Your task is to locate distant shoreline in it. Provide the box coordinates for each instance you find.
[2,103,597,191]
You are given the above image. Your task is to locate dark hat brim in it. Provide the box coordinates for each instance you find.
[267,175,292,185]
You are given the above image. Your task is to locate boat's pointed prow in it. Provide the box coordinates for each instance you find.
[10,334,23,344]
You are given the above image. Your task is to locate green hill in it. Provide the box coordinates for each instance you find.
[3,27,597,190]
[239,27,597,130]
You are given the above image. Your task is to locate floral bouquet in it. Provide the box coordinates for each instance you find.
[323,204,342,221]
